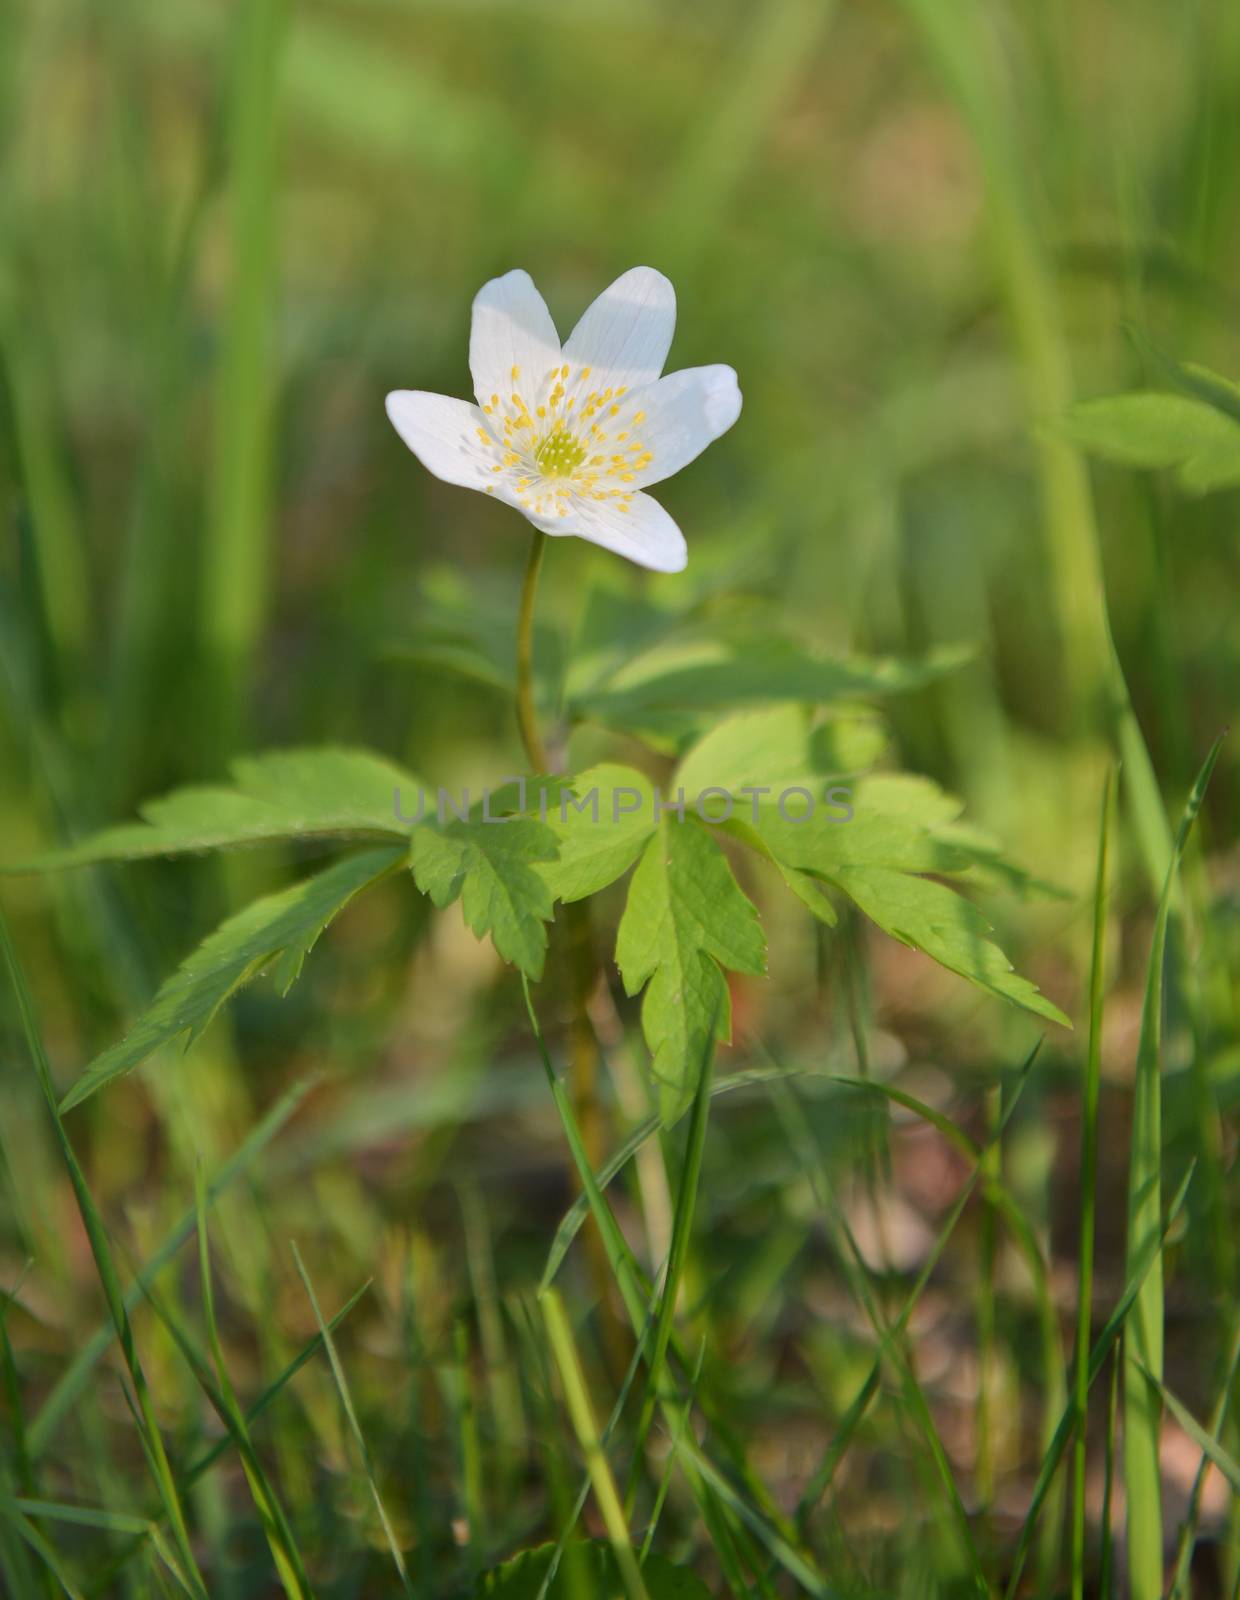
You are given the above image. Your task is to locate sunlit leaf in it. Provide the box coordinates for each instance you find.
[410,814,558,980]
[10,748,419,870]
[616,817,766,1123]
[675,703,886,798]
[59,847,404,1111]
[537,763,657,903]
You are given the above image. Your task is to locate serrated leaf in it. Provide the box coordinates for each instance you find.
[476,1541,712,1599]
[737,788,1068,1027]
[616,818,765,1124]
[536,764,657,903]
[410,815,558,979]
[675,703,886,799]
[59,848,404,1111]
[850,774,1069,898]
[831,865,1069,1025]
[10,747,420,870]
[1062,393,1240,492]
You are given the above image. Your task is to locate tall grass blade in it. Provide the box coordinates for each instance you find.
[1072,770,1116,1600]
[1124,737,1223,1600]
[1003,1162,1198,1600]
[1168,1320,1240,1598]
[290,1242,414,1596]
[202,0,286,757]
[194,1166,312,1598]
[0,902,207,1599]
[539,1288,649,1600]
[29,1072,317,1457]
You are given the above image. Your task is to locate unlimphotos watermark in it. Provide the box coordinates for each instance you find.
[393,780,854,828]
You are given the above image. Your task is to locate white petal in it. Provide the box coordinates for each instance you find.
[626,365,742,488]
[385,390,499,493]
[469,270,562,411]
[552,490,687,573]
[562,266,675,393]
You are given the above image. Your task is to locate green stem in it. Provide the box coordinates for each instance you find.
[513,530,622,1373]
[516,530,550,773]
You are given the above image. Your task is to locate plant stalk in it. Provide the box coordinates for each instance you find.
[515,530,550,775]
[514,530,621,1369]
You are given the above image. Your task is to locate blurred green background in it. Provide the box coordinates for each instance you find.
[0,0,1237,1594]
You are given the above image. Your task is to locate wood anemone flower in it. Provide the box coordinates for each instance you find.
[386,266,742,573]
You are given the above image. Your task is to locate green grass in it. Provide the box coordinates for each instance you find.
[1,0,1238,1595]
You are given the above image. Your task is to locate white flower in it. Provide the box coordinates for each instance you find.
[385,266,741,573]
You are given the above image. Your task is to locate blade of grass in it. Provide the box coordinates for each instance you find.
[540,1066,798,1293]
[534,1298,660,1600]
[28,1071,316,1457]
[290,1242,415,1597]
[194,1165,312,1599]
[539,1288,649,1600]
[897,0,1174,897]
[0,1266,36,1507]
[522,977,823,1594]
[1137,1361,1240,1496]
[794,1045,1041,1528]
[137,1279,308,1597]
[770,1074,993,1596]
[1168,1320,1240,1599]
[1072,770,1116,1600]
[6,1493,200,1591]
[1099,1349,1120,1600]
[185,1276,370,1483]
[93,1279,370,1595]
[624,1003,716,1513]
[1003,1161,1198,1600]
[1125,737,1223,1600]
[0,901,207,1600]
[0,1495,87,1600]
[202,0,286,758]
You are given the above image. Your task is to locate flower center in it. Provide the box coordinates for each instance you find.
[477,361,656,518]
[534,424,588,479]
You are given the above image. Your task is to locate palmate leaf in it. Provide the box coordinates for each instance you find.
[476,1541,711,1598]
[829,865,1069,1025]
[536,763,657,903]
[737,793,1068,1027]
[409,815,559,981]
[674,702,887,798]
[616,816,766,1124]
[8,747,419,870]
[59,847,404,1111]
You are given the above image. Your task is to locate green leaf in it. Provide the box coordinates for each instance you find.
[674,703,886,799]
[1062,393,1240,492]
[476,1542,711,1599]
[850,774,1068,898]
[616,818,765,1124]
[537,764,658,903]
[738,789,1068,1027]
[572,635,972,750]
[410,814,558,980]
[829,865,1069,1026]
[59,847,403,1111]
[9,747,420,870]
